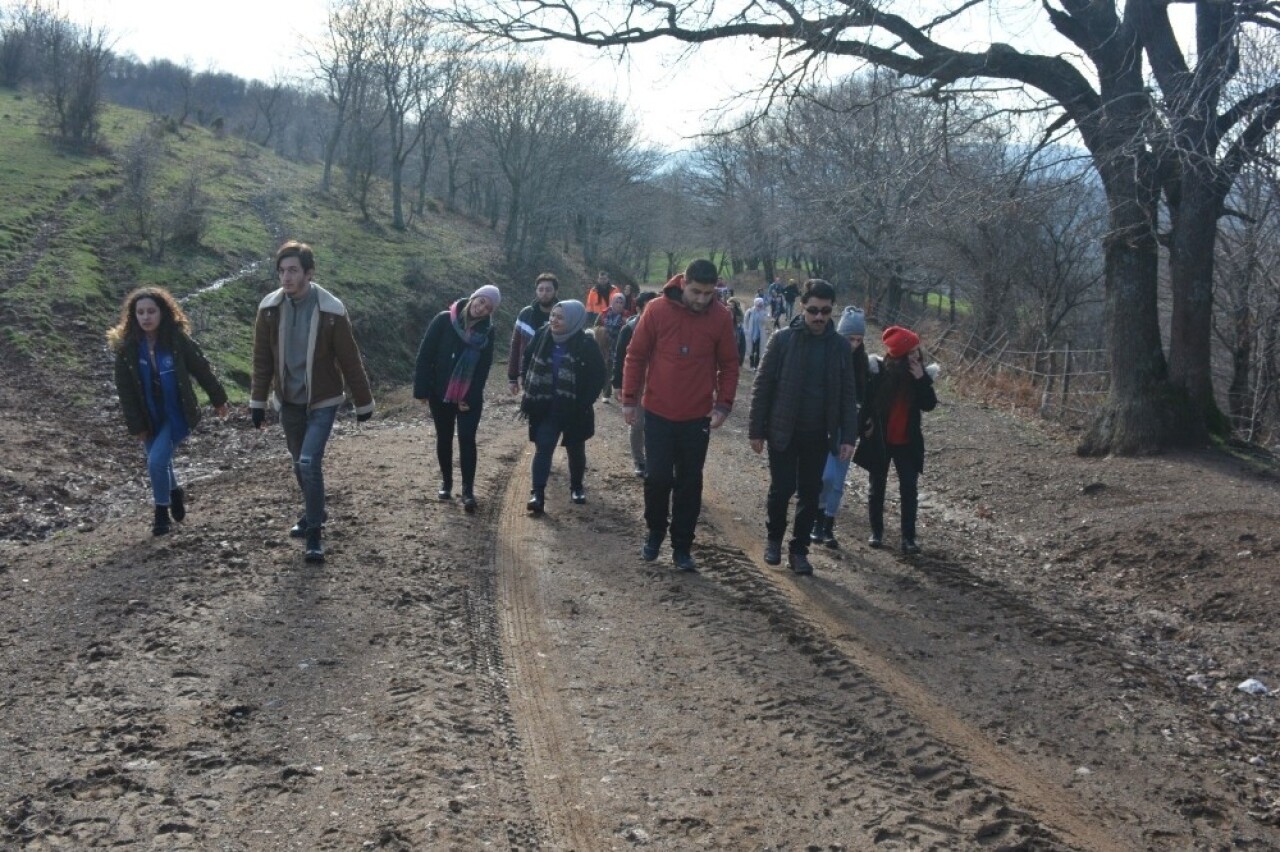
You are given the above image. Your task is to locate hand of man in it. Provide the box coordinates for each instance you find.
[458,401,470,412]
[622,405,637,426]
[838,442,855,463]
[750,438,764,454]
[709,409,728,429]
[356,411,372,423]
[251,407,265,429]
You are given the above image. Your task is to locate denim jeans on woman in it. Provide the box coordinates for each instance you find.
[531,413,585,492]
[280,402,338,531]
[143,420,180,506]
[819,453,852,517]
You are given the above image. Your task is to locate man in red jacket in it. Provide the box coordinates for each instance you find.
[621,259,740,571]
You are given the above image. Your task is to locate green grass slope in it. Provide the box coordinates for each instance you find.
[0,88,502,406]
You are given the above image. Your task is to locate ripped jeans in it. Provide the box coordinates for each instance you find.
[280,403,338,531]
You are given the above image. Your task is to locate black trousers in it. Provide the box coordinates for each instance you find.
[867,444,920,540]
[643,410,711,552]
[766,432,827,554]
[428,397,482,491]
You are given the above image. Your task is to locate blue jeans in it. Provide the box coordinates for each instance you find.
[280,403,338,530]
[643,411,710,552]
[144,420,179,506]
[819,453,852,517]
[531,414,586,492]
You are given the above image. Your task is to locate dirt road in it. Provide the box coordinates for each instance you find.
[3,376,1279,849]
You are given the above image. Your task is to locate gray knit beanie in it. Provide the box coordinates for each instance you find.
[837,306,866,336]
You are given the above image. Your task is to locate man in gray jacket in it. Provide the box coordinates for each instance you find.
[748,280,857,575]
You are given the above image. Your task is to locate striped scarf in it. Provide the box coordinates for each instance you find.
[443,300,491,404]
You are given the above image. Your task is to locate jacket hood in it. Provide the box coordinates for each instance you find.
[661,273,686,298]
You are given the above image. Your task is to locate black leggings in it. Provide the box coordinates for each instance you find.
[428,398,482,490]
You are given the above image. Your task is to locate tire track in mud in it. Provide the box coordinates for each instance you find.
[699,478,1131,852]
[489,440,604,851]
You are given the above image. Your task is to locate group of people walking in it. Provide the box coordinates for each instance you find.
[110,244,936,575]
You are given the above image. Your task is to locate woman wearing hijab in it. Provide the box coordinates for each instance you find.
[853,325,939,554]
[519,300,606,514]
[109,286,228,536]
[414,285,500,512]
[742,296,771,370]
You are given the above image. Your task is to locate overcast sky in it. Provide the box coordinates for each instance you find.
[57,0,760,150]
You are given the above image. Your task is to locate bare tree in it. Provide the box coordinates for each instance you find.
[436,0,1280,454]
[309,0,377,193]
[37,10,111,150]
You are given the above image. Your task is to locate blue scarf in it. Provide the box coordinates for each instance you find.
[138,339,188,442]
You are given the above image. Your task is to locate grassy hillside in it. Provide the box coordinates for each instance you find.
[0,88,503,405]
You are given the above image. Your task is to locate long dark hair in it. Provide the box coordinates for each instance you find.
[106,286,190,350]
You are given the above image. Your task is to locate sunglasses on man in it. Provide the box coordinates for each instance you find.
[804,305,833,315]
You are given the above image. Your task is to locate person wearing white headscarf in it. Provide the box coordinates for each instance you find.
[518,300,606,514]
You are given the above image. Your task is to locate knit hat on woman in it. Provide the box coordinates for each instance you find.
[882,325,920,358]
[552,299,587,343]
[837,307,866,336]
[470,284,501,308]
[753,297,765,309]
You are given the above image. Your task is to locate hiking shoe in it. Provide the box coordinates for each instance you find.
[305,528,325,563]
[868,533,883,549]
[821,516,840,549]
[290,510,327,538]
[462,491,478,513]
[788,552,813,575]
[170,488,186,522]
[570,489,586,505]
[152,505,171,537]
[672,550,698,572]
[641,532,663,561]
[764,538,783,566]
[902,538,921,555]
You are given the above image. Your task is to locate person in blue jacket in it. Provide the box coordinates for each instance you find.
[109,287,228,536]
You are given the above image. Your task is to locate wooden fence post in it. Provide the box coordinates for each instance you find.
[1040,348,1057,417]
[1060,342,1073,412]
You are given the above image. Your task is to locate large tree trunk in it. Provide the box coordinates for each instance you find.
[1167,173,1226,432]
[1079,176,1205,454]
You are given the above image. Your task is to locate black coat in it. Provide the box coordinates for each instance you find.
[748,320,858,455]
[520,327,606,445]
[413,301,495,408]
[854,356,938,473]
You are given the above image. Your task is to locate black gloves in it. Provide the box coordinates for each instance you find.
[251,407,265,428]
[356,411,372,423]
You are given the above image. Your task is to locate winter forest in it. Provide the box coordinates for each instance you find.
[3,0,1280,454]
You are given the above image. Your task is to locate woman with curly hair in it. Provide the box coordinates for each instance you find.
[108,287,228,536]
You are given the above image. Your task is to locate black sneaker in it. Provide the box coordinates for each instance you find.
[438,487,453,501]
[633,464,646,478]
[641,532,663,561]
[902,539,921,555]
[672,550,698,572]
[462,492,478,513]
[764,539,782,566]
[305,528,325,563]
[170,488,186,522]
[527,490,545,515]
[868,533,883,549]
[788,552,813,575]
[570,489,586,505]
